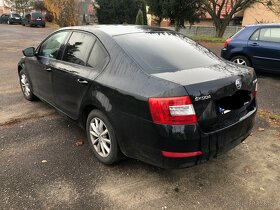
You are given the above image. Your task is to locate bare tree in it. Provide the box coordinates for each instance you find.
[267,0,280,15]
[202,0,263,37]
[4,0,34,14]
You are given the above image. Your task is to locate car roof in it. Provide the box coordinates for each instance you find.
[62,25,174,36]
[245,23,280,28]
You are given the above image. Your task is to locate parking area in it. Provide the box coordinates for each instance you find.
[0,24,279,209]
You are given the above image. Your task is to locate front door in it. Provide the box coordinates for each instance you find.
[26,31,70,103]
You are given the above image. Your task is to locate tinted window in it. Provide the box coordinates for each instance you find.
[63,32,95,66]
[259,28,280,43]
[39,31,69,58]
[87,41,108,70]
[11,14,20,17]
[114,32,219,74]
[32,13,43,18]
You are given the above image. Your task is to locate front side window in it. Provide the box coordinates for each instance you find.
[62,32,95,66]
[39,31,69,59]
[87,41,109,71]
[259,28,280,43]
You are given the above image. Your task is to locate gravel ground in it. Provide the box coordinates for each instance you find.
[0,24,279,209]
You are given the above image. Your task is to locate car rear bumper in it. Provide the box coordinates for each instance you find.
[162,108,256,168]
[30,20,45,26]
[221,48,230,60]
[113,105,257,169]
[10,19,21,23]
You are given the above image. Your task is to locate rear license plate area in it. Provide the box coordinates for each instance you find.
[216,90,251,115]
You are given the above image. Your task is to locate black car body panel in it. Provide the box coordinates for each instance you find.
[0,13,21,24]
[18,25,257,168]
[22,12,45,27]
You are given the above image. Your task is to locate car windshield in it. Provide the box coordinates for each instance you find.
[11,14,20,17]
[114,32,219,74]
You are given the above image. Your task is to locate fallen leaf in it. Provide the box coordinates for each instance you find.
[41,160,47,163]
[260,187,265,191]
[75,139,84,146]
[258,127,265,132]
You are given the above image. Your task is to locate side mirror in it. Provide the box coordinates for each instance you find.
[23,47,35,57]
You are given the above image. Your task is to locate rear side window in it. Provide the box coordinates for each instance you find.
[114,32,219,74]
[39,31,69,59]
[259,28,280,43]
[63,32,95,66]
[250,29,260,41]
[11,14,20,18]
[87,41,109,70]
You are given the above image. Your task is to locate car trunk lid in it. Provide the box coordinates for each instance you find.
[152,62,257,132]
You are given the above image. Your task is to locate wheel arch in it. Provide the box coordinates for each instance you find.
[229,53,252,66]
[18,64,24,74]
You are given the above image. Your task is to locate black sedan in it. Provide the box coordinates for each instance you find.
[18,26,257,169]
[0,13,22,24]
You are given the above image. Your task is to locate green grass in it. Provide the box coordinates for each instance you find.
[191,35,226,42]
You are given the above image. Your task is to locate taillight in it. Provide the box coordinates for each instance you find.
[42,18,45,21]
[148,96,197,125]
[224,37,232,48]
[31,17,35,21]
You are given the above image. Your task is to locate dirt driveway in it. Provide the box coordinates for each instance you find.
[0,24,279,209]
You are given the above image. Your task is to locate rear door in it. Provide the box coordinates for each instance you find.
[248,27,280,72]
[51,31,97,118]
[25,31,70,103]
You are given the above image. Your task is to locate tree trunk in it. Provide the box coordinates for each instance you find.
[215,26,226,37]
[174,18,179,32]
[213,18,231,38]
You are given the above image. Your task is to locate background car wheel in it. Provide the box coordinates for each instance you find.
[86,110,122,165]
[230,56,251,67]
[19,69,35,101]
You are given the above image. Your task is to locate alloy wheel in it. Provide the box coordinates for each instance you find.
[232,58,247,66]
[20,73,31,97]
[89,117,111,157]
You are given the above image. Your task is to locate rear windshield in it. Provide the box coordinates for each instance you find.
[32,13,43,18]
[114,32,219,74]
[11,14,20,17]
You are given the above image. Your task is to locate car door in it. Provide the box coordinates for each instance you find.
[25,31,70,103]
[51,31,97,119]
[248,27,280,72]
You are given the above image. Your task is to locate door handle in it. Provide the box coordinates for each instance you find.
[250,43,259,47]
[77,78,88,84]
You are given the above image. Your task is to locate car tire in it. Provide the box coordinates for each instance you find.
[42,25,45,28]
[19,69,36,101]
[230,55,251,67]
[86,110,122,165]
[22,23,25,26]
